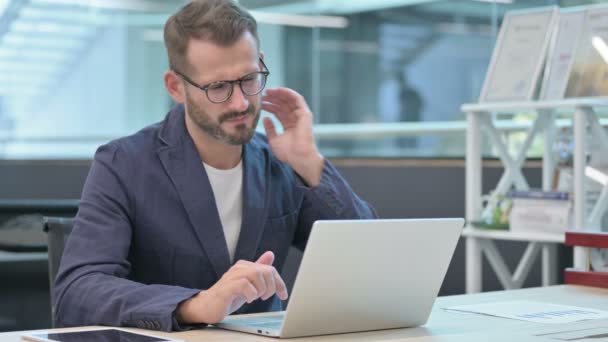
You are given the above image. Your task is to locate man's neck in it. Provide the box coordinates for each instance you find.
[185,115,242,170]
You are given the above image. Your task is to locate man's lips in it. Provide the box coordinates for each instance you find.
[225,113,250,123]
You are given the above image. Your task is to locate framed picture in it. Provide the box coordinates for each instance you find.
[540,9,586,100]
[479,6,558,102]
[565,6,608,98]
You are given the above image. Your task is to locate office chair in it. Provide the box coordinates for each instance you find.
[42,216,74,325]
[0,214,48,331]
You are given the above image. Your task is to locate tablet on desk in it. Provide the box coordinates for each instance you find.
[22,328,182,342]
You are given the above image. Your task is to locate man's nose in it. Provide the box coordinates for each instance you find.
[226,84,249,112]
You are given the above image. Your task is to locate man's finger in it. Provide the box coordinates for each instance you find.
[273,268,289,300]
[265,88,308,111]
[263,117,278,140]
[233,278,258,304]
[242,266,268,301]
[256,251,275,265]
[262,94,293,111]
[262,107,299,129]
[261,102,284,117]
[260,266,276,300]
[265,87,299,101]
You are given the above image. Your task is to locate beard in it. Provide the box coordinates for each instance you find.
[185,92,261,145]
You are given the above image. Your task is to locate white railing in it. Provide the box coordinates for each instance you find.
[314,118,608,139]
[1,118,607,158]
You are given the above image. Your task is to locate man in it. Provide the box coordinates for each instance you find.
[53,0,376,332]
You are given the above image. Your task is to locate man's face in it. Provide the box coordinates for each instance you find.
[184,89,261,145]
[182,32,262,145]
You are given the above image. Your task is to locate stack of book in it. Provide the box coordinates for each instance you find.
[507,189,571,234]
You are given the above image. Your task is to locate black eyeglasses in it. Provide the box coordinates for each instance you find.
[173,58,270,104]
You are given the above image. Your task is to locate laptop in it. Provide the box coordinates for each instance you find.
[215,218,464,338]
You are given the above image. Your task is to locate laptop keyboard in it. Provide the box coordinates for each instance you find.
[226,313,285,330]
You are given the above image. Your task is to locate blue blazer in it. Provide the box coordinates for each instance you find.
[53,105,376,331]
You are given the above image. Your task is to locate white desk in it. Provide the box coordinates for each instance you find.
[2,285,608,341]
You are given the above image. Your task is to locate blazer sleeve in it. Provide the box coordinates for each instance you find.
[292,159,378,250]
[53,142,200,332]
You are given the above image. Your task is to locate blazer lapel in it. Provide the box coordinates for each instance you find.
[156,108,231,278]
[233,142,269,262]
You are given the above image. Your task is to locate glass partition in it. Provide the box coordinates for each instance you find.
[0,0,603,159]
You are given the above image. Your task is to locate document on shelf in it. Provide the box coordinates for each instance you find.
[444,301,608,324]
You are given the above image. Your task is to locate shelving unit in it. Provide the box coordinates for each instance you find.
[565,231,608,288]
[463,98,608,293]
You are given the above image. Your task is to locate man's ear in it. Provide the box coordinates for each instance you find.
[164,70,186,104]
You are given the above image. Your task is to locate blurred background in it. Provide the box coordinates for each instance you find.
[0,0,602,159]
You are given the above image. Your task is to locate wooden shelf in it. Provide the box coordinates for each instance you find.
[565,268,608,289]
[565,231,608,248]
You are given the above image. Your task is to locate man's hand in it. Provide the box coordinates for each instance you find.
[262,88,324,187]
[176,251,288,324]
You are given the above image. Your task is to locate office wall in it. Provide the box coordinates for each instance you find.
[0,160,89,200]
[0,159,571,331]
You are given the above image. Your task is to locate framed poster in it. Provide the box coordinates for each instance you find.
[479,6,558,102]
[565,6,608,98]
[540,9,586,100]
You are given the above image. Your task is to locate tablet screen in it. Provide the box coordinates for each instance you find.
[24,329,176,342]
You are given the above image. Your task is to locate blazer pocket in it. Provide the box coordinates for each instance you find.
[259,211,298,261]
[266,210,298,235]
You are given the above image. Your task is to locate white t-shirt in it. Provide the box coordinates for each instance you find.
[203,160,243,263]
